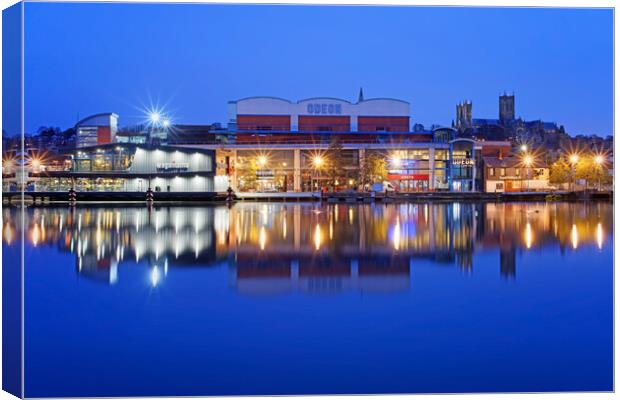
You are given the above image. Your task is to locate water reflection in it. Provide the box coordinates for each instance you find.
[3,202,612,289]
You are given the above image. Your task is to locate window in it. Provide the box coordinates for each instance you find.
[500,168,506,176]
[515,168,520,176]
[489,167,495,176]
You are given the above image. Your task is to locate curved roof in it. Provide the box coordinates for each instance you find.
[359,98,410,105]
[234,96,292,103]
[75,112,118,127]
[234,96,410,105]
[298,97,352,104]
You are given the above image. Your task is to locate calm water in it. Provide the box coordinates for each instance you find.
[3,201,613,396]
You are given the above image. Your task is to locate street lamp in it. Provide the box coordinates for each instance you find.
[162,118,171,128]
[149,112,161,124]
[391,155,402,168]
[523,154,533,192]
[520,144,528,153]
[257,155,268,167]
[30,157,41,172]
[569,153,579,192]
[594,154,605,192]
[312,155,324,193]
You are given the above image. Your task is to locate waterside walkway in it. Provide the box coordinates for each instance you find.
[2,190,612,205]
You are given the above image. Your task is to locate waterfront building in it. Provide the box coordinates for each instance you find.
[76,113,119,148]
[482,155,551,192]
[228,96,410,132]
[30,143,218,193]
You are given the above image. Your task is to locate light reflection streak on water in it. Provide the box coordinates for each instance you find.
[5,202,612,287]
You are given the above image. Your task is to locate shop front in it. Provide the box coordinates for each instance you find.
[387,173,429,191]
[386,149,431,192]
[449,139,476,192]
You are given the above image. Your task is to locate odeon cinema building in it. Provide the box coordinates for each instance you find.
[178,96,511,193]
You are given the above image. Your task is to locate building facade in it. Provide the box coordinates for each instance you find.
[76,113,119,148]
[31,143,217,193]
[482,156,551,192]
[228,96,410,133]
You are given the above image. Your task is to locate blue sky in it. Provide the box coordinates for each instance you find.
[15,3,614,136]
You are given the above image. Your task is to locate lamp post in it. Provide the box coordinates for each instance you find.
[312,155,324,193]
[569,154,579,192]
[523,154,533,192]
[594,155,604,192]
[256,155,268,192]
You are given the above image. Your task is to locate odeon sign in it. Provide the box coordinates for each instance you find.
[306,103,343,115]
[452,158,474,166]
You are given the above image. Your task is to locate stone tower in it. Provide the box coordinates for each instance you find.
[456,100,472,129]
[499,92,515,124]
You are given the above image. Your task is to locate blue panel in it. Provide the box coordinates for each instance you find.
[2,2,23,398]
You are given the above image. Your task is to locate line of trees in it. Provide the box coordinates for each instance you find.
[549,155,611,190]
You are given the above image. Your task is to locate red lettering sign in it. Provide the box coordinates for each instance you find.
[387,174,429,181]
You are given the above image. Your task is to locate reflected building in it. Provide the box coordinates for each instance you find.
[2,201,612,289]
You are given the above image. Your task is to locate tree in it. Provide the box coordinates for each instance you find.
[62,128,76,139]
[236,158,258,191]
[360,152,387,186]
[325,135,343,190]
[37,126,60,137]
[549,159,571,186]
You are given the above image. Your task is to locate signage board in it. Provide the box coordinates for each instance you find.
[452,158,474,166]
[306,103,343,115]
[156,162,189,172]
[387,174,429,181]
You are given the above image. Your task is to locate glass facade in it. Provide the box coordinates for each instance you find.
[236,150,295,192]
[449,140,475,192]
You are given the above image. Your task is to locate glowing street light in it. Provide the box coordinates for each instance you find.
[391,155,403,168]
[257,155,268,167]
[594,155,604,166]
[520,144,528,152]
[569,154,579,165]
[594,154,606,191]
[162,118,171,128]
[30,157,41,171]
[149,112,161,124]
[568,153,579,192]
[311,155,325,193]
[522,154,534,191]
